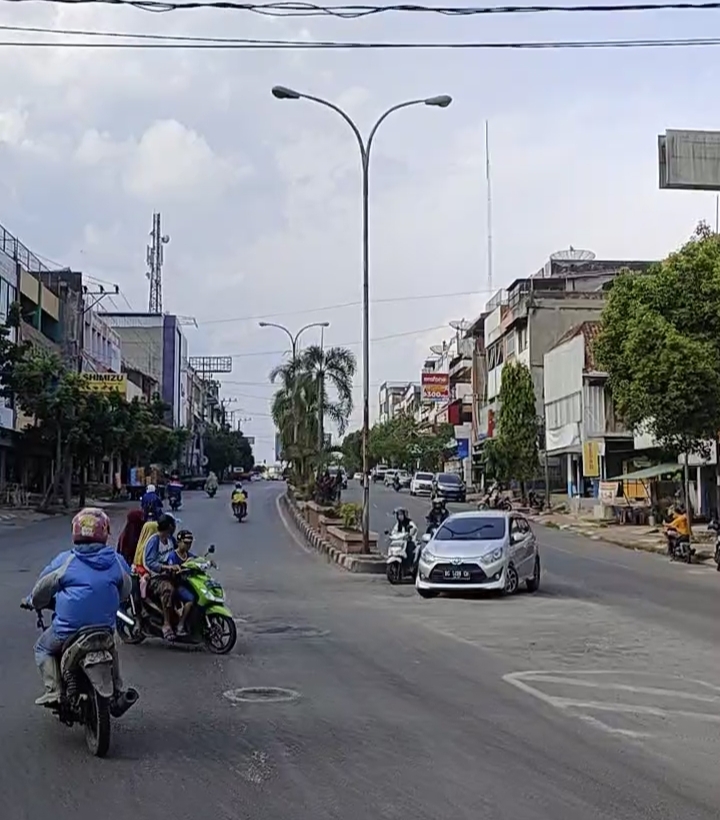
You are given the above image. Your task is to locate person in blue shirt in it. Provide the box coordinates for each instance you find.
[140,483,163,522]
[26,507,132,706]
[166,529,196,636]
[142,513,179,640]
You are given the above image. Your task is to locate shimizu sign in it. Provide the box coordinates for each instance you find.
[80,373,128,397]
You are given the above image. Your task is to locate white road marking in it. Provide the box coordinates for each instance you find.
[503,669,720,730]
[576,714,651,739]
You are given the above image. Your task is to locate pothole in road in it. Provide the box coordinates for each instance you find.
[224,687,301,704]
[244,622,329,639]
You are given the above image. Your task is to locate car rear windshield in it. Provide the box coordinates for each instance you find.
[437,473,461,484]
[415,473,433,481]
[435,517,506,541]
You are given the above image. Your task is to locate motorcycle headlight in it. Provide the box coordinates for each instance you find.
[479,547,504,566]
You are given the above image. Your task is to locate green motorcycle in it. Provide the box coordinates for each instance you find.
[117,545,237,654]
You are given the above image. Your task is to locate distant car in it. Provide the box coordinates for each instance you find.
[353,472,363,481]
[384,469,398,487]
[410,471,434,496]
[328,466,348,490]
[432,472,466,503]
[373,465,389,483]
[416,510,541,598]
[395,470,411,488]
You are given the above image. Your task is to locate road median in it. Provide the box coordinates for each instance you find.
[279,492,386,574]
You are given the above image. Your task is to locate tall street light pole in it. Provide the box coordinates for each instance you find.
[271,86,452,552]
[259,319,330,459]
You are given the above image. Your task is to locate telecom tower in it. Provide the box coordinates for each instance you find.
[146,212,170,314]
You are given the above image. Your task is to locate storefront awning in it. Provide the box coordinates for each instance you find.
[607,462,681,482]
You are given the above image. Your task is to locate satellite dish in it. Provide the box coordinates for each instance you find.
[429,345,445,355]
[450,319,472,332]
[550,247,596,262]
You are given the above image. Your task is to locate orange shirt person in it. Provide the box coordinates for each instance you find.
[666,509,690,537]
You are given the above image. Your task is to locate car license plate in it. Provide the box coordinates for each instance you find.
[443,569,470,580]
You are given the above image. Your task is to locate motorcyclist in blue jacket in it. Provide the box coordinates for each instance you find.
[141,483,163,521]
[25,507,132,706]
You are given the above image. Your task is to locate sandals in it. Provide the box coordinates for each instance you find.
[162,626,175,641]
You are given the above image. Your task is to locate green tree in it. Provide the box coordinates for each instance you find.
[492,362,540,492]
[368,413,454,472]
[204,426,254,477]
[594,223,720,510]
[270,345,356,482]
[341,429,363,475]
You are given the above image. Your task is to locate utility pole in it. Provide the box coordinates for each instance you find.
[146,212,170,315]
[318,324,325,453]
[78,284,120,373]
[188,356,233,474]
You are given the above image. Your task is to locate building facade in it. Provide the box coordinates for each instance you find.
[378,381,410,424]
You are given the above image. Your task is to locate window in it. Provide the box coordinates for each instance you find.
[505,332,516,357]
[518,326,528,352]
[437,473,462,485]
[435,516,506,541]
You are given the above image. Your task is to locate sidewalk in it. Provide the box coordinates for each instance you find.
[0,498,136,533]
[527,510,715,562]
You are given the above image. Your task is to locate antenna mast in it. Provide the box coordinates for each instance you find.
[485,120,493,294]
[146,212,170,314]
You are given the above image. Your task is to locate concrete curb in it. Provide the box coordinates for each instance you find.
[279,493,386,574]
[528,515,714,563]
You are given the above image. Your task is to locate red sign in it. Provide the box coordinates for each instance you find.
[421,371,450,402]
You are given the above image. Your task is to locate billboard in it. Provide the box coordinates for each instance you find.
[421,371,450,402]
[81,373,127,396]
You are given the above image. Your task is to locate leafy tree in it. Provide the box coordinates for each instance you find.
[204,426,254,477]
[492,362,540,492]
[594,223,720,511]
[270,344,356,482]
[341,429,363,475]
[368,413,454,472]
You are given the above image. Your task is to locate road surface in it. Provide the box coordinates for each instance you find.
[1,481,719,820]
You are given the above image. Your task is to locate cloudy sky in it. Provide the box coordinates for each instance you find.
[0,0,718,461]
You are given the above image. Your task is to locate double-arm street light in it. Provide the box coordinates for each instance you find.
[259,320,330,453]
[271,85,452,552]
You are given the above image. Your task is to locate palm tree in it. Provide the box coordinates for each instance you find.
[269,345,356,481]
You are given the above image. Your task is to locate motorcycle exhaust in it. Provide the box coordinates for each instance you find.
[110,687,140,718]
[117,609,135,627]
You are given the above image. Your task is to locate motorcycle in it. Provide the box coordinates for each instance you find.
[117,545,237,654]
[666,528,694,563]
[384,530,419,584]
[206,486,217,498]
[393,477,401,493]
[478,489,512,511]
[169,494,182,512]
[232,494,248,522]
[21,602,139,758]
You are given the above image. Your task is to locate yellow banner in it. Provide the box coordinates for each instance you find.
[81,373,127,396]
[582,440,600,477]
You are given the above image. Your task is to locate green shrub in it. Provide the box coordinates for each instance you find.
[340,502,362,531]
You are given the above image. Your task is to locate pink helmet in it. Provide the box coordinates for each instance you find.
[72,507,111,544]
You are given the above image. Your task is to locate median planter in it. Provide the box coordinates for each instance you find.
[318,514,343,538]
[305,500,336,530]
[326,525,379,555]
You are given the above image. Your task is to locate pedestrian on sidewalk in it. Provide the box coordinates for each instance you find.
[117,509,145,566]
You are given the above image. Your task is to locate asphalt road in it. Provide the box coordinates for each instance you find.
[1,482,720,819]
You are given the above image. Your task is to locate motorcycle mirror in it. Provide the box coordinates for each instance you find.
[384,530,390,535]
[208,544,216,554]
[422,533,431,543]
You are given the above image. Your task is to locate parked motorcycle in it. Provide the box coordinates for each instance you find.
[478,491,512,511]
[384,530,419,584]
[666,528,694,563]
[117,545,237,654]
[21,602,139,758]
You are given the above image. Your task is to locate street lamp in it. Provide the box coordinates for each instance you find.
[272,85,452,552]
[259,320,331,456]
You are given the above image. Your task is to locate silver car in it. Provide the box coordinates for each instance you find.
[416,510,541,598]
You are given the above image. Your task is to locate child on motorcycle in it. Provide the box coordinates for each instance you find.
[166,529,196,637]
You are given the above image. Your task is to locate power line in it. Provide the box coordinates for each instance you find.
[198,288,486,326]
[3,35,720,49]
[3,0,720,16]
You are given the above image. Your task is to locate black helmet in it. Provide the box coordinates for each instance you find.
[432,497,445,507]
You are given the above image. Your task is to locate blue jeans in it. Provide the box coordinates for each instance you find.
[34,625,65,668]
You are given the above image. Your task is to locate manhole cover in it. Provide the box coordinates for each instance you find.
[224,687,300,704]
[249,623,328,638]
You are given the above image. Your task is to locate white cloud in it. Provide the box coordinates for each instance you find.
[1,2,719,460]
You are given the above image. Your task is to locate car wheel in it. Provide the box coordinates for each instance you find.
[525,556,541,592]
[417,588,438,599]
[504,564,520,595]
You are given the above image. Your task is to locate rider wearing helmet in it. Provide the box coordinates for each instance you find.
[390,508,419,571]
[426,497,449,533]
[140,482,163,522]
[231,481,248,512]
[25,508,132,705]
